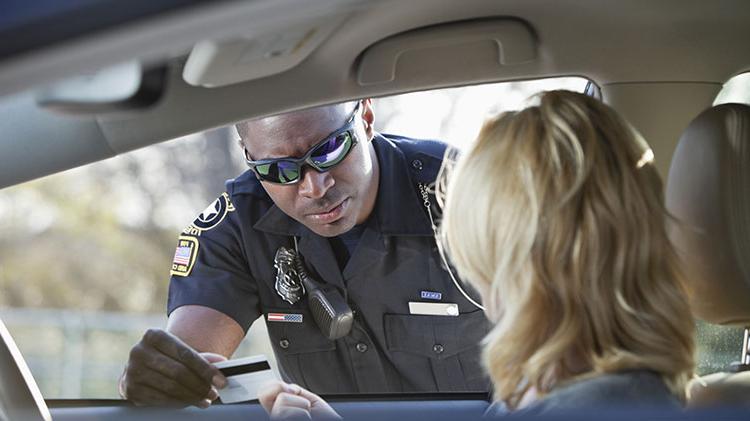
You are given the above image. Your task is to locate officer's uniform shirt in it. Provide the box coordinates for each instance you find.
[168,133,490,394]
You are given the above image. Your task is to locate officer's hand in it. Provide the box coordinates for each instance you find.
[119,328,228,408]
[259,381,341,420]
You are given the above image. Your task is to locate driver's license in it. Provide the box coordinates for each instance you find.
[213,355,279,403]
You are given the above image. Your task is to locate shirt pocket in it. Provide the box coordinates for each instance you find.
[263,307,343,393]
[384,309,490,392]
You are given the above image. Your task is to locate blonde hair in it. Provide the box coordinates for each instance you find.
[438,90,694,408]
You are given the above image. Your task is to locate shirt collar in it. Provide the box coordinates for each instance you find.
[252,133,434,237]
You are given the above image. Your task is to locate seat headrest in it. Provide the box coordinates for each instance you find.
[666,103,750,326]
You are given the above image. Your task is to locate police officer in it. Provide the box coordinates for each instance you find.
[120,99,490,407]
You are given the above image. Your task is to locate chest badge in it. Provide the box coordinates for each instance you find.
[274,246,305,305]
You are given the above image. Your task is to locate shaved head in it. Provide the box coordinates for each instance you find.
[234,100,379,237]
[236,103,354,152]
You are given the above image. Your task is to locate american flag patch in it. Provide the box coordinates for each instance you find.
[267,313,303,323]
[173,246,192,266]
[170,236,199,277]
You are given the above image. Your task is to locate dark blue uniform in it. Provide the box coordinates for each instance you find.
[167,133,490,394]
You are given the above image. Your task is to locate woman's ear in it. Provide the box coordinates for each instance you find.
[361,98,375,140]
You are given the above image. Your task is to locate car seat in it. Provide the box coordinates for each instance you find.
[665,102,750,406]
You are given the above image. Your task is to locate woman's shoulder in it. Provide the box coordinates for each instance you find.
[532,370,681,413]
[485,370,681,417]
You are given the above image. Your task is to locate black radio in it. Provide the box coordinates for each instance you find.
[293,256,354,340]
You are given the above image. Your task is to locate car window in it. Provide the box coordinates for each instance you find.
[695,321,744,375]
[1,77,589,399]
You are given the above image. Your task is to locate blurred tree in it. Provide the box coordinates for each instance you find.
[0,127,245,313]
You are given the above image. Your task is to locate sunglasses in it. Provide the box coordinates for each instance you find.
[244,102,361,184]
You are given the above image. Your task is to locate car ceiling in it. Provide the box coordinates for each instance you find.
[1,0,749,188]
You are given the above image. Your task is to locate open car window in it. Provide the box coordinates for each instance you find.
[0,76,598,400]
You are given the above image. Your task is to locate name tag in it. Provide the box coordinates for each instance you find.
[213,355,278,403]
[408,302,459,316]
[420,290,442,300]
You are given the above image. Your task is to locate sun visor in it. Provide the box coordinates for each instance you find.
[357,19,537,87]
[36,61,166,114]
[183,13,351,88]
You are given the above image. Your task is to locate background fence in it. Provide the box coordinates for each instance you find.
[0,307,276,399]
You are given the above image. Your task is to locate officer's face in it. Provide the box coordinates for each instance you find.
[237,100,379,237]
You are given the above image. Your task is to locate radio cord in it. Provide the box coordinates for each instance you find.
[418,183,485,311]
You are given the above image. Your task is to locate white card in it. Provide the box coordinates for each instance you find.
[213,355,279,404]
[408,302,459,316]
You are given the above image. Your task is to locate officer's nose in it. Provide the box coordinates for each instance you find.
[298,168,334,199]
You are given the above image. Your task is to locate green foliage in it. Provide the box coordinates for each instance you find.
[0,129,245,313]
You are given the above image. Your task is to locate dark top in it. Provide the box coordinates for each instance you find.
[330,224,366,270]
[485,370,681,416]
[167,133,490,394]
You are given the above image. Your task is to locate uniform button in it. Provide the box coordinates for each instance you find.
[279,339,290,349]
[433,344,444,354]
[356,343,368,353]
[411,159,423,170]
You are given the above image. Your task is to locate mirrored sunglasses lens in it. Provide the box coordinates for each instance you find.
[276,161,300,183]
[258,161,300,183]
[311,132,352,169]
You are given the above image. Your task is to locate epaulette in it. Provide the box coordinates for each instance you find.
[383,133,448,184]
[225,169,268,198]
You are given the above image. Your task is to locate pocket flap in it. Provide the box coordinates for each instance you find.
[384,309,488,359]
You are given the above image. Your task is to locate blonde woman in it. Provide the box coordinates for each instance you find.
[440,90,694,413]
[259,90,695,417]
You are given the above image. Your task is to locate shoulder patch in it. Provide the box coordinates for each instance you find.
[170,235,199,277]
[183,192,236,236]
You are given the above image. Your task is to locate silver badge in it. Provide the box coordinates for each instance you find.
[274,246,305,304]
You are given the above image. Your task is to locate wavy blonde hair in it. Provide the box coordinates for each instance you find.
[438,90,694,408]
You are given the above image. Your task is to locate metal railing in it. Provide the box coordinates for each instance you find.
[0,307,276,399]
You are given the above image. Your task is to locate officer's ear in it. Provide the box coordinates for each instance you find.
[360,98,375,141]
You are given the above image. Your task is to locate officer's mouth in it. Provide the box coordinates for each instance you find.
[306,197,349,224]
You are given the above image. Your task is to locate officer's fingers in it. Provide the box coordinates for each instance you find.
[201,352,228,391]
[127,340,215,402]
[143,329,226,388]
[123,358,202,406]
[258,381,287,413]
[200,352,227,363]
[140,351,215,399]
[130,367,209,406]
[271,393,312,420]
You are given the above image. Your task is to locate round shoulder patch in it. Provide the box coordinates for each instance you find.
[190,192,236,232]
